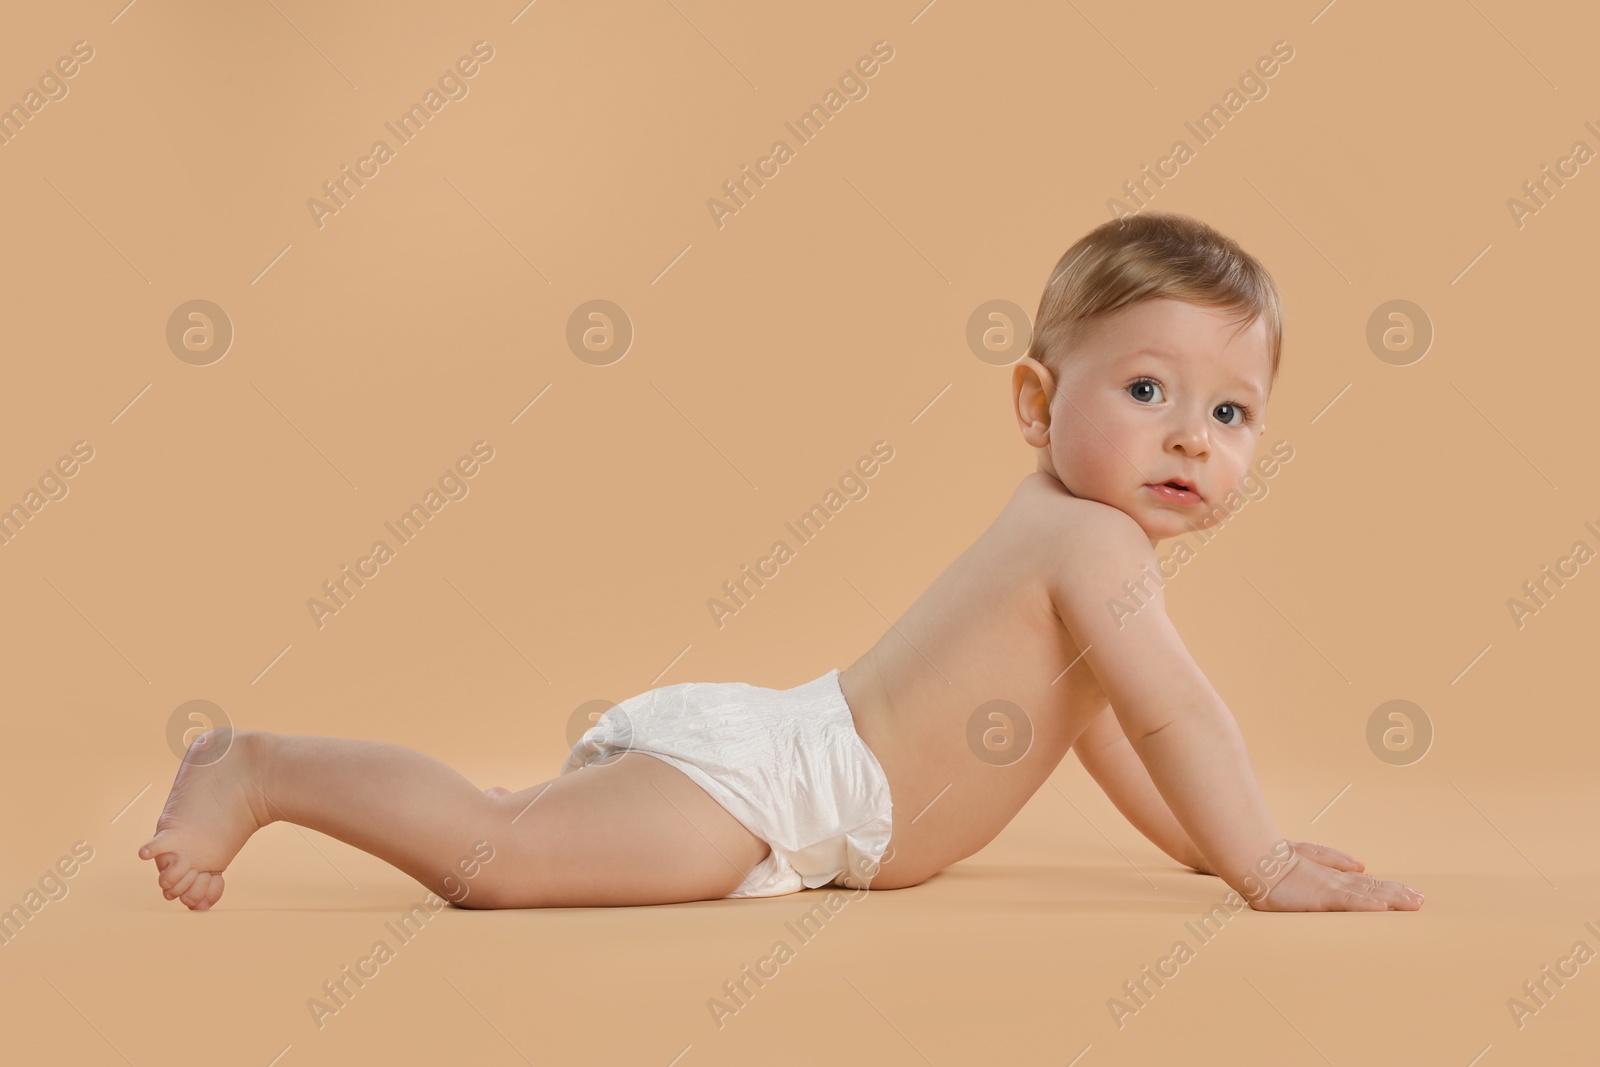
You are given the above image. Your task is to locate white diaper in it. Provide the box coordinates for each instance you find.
[560,668,894,898]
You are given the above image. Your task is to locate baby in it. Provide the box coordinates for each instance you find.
[140,211,1424,913]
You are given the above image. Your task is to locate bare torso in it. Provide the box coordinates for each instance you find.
[838,471,1114,889]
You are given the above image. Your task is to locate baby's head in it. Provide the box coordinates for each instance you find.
[1013,211,1282,545]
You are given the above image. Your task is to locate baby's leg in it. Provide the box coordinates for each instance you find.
[137,728,771,910]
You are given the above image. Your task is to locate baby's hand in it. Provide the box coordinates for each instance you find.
[1250,848,1424,912]
[1191,839,1362,878]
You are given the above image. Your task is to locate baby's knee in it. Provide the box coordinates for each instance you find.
[433,835,508,907]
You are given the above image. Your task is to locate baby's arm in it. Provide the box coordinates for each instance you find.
[1072,704,1207,872]
[1048,505,1422,911]
[1073,706,1371,881]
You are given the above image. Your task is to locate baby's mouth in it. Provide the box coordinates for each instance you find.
[1148,480,1203,503]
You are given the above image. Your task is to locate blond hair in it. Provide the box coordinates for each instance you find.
[1026,212,1283,389]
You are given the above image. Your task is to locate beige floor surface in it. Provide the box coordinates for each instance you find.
[6,771,1594,1066]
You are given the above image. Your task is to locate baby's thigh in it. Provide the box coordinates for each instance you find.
[479,752,770,908]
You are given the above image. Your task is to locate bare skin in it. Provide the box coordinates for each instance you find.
[139,297,1423,913]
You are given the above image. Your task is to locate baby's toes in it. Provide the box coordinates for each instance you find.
[165,866,200,900]
[180,872,213,909]
[154,851,184,889]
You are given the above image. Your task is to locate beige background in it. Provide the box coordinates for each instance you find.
[2,0,1596,1063]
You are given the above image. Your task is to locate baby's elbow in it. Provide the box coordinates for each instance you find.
[1131,717,1177,745]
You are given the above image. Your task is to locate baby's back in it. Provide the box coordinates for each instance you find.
[838,471,1120,888]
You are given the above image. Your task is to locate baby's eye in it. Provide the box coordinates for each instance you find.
[1128,377,1164,404]
[1214,403,1249,427]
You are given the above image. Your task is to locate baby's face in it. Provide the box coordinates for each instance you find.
[1044,298,1271,544]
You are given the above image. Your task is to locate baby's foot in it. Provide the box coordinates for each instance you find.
[137,727,269,911]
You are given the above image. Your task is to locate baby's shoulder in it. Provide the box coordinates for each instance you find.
[1005,473,1153,554]
[1004,474,1159,609]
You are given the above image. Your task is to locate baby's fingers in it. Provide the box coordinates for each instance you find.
[1291,841,1365,872]
[1342,871,1423,911]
